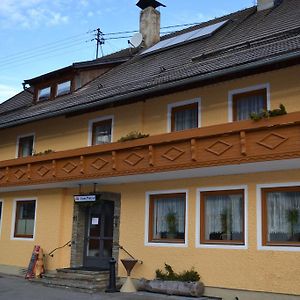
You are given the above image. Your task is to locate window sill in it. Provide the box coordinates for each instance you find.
[145,240,188,248]
[11,236,34,241]
[258,244,300,252]
[196,243,247,250]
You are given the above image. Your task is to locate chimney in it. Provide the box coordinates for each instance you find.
[257,0,282,11]
[137,0,166,48]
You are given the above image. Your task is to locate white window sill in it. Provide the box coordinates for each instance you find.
[258,245,300,252]
[197,244,247,250]
[145,242,188,248]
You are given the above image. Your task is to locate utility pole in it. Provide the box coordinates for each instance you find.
[93,28,105,59]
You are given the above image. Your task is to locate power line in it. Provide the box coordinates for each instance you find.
[103,22,200,36]
[0,31,91,62]
[0,22,202,68]
[0,36,91,65]
[0,43,95,72]
[0,39,93,69]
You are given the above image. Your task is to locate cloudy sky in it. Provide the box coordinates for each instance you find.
[0,0,255,103]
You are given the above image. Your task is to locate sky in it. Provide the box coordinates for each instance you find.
[0,0,255,103]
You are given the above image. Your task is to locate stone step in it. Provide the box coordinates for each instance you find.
[31,277,108,292]
[57,268,109,275]
[46,271,109,281]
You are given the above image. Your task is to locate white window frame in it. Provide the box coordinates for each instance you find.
[37,86,51,102]
[56,80,71,97]
[257,182,300,252]
[196,185,248,250]
[228,83,271,122]
[167,98,201,133]
[145,189,189,248]
[16,133,35,158]
[0,200,3,238]
[88,115,114,146]
[11,198,37,241]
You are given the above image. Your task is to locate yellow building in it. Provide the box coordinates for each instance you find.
[0,0,300,299]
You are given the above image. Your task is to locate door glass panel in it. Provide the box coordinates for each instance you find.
[103,240,113,257]
[87,239,100,257]
[89,215,100,237]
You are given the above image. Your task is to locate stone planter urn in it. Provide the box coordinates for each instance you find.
[139,279,204,297]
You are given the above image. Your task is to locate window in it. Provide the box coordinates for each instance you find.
[200,190,245,245]
[92,119,112,145]
[262,187,300,246]
[17,135,34,158]
[171,102,198,132]
[14,200,36,239]
[37,86,51,101]
[233,88,267,121]
[148,193,186,243]
[56,80,71,97]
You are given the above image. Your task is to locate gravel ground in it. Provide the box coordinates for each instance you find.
[0,274,217,300]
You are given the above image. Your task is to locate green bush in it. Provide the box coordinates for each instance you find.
[250,104,287,121]
[155,263,200,282]
[33,149,55,156]
[118,131,149,142]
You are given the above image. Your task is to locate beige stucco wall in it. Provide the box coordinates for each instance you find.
[104,169,300,296]
[0,65,300,161]
[0,169,300,295]
[0,189,73,271]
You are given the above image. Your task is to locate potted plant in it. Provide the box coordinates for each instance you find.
[220,208,232,240]
[140,264,204,297]
[165,210,177,239]
[287,208,299,241]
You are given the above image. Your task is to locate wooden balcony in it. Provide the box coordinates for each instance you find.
[1,112,300,188]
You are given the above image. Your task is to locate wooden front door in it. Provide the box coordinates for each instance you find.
[84,200,114,270]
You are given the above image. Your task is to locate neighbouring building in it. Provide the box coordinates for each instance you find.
[0,0,300,299]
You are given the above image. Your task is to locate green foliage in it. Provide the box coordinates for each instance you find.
[166,210,177,234]
[250,104,287,121]
[118,131,149,142]
[155,263,200,282]
[287,208,299,237]
[33,149,55,156]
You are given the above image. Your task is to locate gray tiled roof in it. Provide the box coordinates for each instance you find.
[1,0,300,129]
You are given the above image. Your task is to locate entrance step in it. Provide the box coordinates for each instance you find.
[30,268,113,293]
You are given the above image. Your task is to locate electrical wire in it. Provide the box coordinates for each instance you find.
[0,31,92,62]
[0,39,93,68]
[0,22,201,67]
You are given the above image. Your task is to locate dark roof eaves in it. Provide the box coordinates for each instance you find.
[1,49,300,130]
[72,58,130,69]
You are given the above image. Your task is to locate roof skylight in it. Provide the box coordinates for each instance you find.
[142,20,229,55]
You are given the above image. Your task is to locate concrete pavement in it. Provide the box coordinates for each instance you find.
[0,274,215,300]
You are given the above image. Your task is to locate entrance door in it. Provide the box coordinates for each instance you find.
[84,200,114,270]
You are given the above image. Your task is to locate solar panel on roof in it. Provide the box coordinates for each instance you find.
[142,20,228,55]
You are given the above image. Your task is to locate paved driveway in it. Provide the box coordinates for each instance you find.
[0,274,213,300]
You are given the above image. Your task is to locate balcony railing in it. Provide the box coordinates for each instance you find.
[1,112,300,188]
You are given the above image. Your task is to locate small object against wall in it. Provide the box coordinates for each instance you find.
[25,245,44,279]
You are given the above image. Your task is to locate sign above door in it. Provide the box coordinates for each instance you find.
[74,194,97,203]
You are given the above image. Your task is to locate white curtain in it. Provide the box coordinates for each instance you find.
[236,94,265,121]
[205,193,243,240]
[174,108,198,131]
[267,192,300,241]
[153,196,185,239]
[16,220,34,235]
[95,123,111,144]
